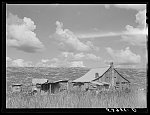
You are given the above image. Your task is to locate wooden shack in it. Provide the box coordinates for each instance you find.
[32,78,48,92]
[49,79,69,94]
[56,80,68,92]
[72,62,130,91]
[50,82,60,94]
[93,62,130,91]
[31,78,69,94]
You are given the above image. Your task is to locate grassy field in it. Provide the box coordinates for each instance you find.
[6,88,147,108]
[6,67,147,108]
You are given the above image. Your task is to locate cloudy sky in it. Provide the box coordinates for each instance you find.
[6,4,148,68]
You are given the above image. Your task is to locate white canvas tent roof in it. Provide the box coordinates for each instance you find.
[72,66,110,82]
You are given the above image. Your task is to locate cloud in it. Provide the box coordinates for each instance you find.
[121,34,147,46]
[102,6,148,46]
[121,9,147,46]
[136,9,147,29]
[6,56,86,68]
[35,62,49,67]
[75,9,147,42]
[70,61,85,67]
[35,57,67,67]
[86,41,99,51]
[76,32,120,39]
[52,21,99,52]
[35,52,99,67]
[69,53,85,60]
[85,53,101,61]
[46,57,85,67]
[106,47,141,65]
[41,59,49,63]
[76,8,147,43]
[60,52,101,61]
[35,59,51,67]
[6,57,33,67]
[50,58,59,62]
[12,59,26,67]
[6,13,45,53]
[104,4,146,11]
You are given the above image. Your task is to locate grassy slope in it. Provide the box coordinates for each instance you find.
[6,89,147,108]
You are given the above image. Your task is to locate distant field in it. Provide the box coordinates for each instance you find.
[6,67,147,108]
[115,68,147,90]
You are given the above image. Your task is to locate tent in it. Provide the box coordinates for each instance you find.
[72,66,110,83]
[72,62,130,91]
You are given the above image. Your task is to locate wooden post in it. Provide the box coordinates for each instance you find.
[67,82,69,90]
[48,83,51,94]
[49,83,51,94]
[110,62,115,87]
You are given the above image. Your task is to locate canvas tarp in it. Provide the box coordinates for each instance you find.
[32,78,48,85]
[72,66,110,82]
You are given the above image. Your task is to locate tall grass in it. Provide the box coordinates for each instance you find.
[6,87,147,108]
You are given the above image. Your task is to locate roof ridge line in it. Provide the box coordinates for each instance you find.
[92,67,111,81]
[114,68,130,83]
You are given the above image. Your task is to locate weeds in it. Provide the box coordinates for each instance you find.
[6,87,146,108]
